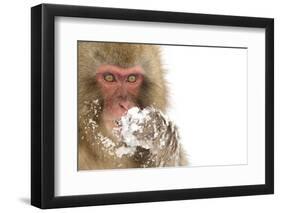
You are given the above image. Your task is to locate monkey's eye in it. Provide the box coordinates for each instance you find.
[127,74,137,83]
[103,73,115,82]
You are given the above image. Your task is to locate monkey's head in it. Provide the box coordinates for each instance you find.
[79,42,167,130]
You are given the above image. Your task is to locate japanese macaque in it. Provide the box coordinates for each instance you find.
[78,42,187,170]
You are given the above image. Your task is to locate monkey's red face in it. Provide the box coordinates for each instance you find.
[96,65,144,124]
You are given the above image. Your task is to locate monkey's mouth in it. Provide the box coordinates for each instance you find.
[114,100,136,117]
[119,103,129,111]
[103,103,135,122]
[114,103,132,118]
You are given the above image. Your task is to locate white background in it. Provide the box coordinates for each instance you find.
[0,0,280,212]
[162,46,248,166]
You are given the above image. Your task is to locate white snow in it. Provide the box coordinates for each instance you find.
[115,146,136,158]
[113,106,173,157]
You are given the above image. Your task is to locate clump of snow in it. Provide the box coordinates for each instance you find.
[117,107,151,147]
[113,106,177,158]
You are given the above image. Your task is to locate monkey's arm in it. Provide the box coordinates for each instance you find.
[136,116,187,167]
[117,107,188,167]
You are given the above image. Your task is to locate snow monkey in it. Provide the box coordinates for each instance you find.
[78,42,187,170]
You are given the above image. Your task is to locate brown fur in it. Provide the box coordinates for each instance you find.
[78,41,187,170]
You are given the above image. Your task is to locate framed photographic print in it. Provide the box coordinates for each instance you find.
[31,3,274,209]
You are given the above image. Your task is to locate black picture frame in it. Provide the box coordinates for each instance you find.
[31,3,274,209]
